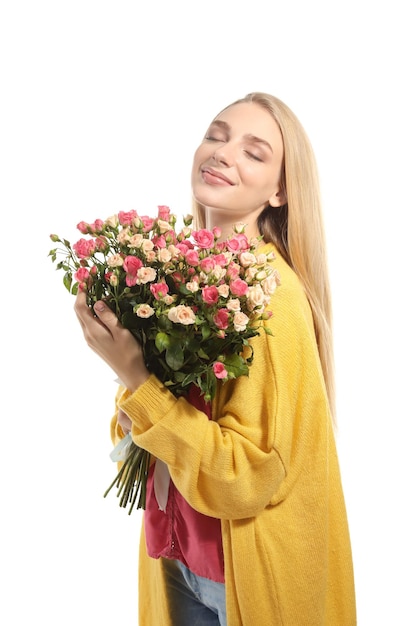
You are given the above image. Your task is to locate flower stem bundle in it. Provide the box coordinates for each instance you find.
[103,445,150,514]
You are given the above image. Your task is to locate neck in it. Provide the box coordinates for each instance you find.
[203,207,262,242]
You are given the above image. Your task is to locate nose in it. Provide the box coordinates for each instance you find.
[212,143,233,167]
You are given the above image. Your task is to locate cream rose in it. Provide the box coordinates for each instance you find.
[239,251,257,267]
[233,311,250,332]
[107,253,124,267]
[262,271,281,296]
[135,304,155,318]
[226,298,241,311]
[167,305,196,325]
[247,284,267,310]
[128,234,144,248]
[137,267,157,284]
[217,283,230,298]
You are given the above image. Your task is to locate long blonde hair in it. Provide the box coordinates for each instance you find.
[192,92,336,422]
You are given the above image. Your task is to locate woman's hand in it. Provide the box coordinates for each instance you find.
[118,409,132,434]
[74,290,150,392]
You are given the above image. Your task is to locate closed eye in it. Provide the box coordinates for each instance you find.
[205,135,225,142]
[244,150,263,162]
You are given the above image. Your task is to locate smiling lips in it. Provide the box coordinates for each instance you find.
[201,167,234,186]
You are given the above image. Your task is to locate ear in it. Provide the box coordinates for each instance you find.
[268,186,287,208]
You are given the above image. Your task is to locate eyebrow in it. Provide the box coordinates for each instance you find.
[209,120,273,153]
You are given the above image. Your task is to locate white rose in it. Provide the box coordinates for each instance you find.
[246,284,266,310]
[262,271,281,296]
[167,305,196,325]
[217,283,230,298]
[137,267,157,284]
[211,266,226,281]
[135,304,155,319]
[107,253,124,267]
[239,251,257,267]
[226,298,241,311]
[233,311,249,332]
[141,239,154,252]
[117,229,131,244]
[105,214,119,228]
[128,234,144,248]
[186,281,199,293]
[157,219,171,233]
[157,248,172,263]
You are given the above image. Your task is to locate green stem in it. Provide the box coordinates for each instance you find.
[103,443,151,513]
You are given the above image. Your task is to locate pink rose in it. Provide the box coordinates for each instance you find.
[150,282,169,300]
[226,237,240,252]
[229,278,249,297]
[200,256,216,274]
[89,219,104,233]
[213,361,228,379]
[212,226,222,240]
[225,262,240,280]
[213,308,229,330]
[95,236,107,252]
[202,285,219,305]
[76,221,90,234]
[185,249,200,266]
[118,210,138,226]
[192,229,215,249]
[123,255,143,287]
[74,267,90,283]
[123,255,143,275]
[176,240,194,254]
[73,238,96,259]
[138,216,155,233]
[157,205,171,221]
[213,253,229,267]
[152,234,167,248]
[171,271,185,286]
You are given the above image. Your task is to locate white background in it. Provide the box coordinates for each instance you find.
[1,1,417,624]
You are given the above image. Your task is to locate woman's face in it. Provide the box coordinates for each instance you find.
[191,101,284,221]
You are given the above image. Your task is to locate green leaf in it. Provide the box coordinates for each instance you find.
[63,271,73,292]
[155,332,171,352]
[157,315,173,331]
[166,342,184,371]
[201,324,212,341]
[223,353,249,379]
[197,347,210,360]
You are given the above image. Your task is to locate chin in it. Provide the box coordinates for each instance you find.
[192,186,232,212]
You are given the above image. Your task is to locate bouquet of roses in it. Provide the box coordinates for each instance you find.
[49,205,281,513]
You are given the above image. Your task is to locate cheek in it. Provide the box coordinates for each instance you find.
[239,163,279,194]
[192,147,205,177]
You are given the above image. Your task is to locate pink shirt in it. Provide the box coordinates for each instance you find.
[144,386,225,583]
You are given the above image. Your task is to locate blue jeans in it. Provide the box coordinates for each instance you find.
[161,558,227,625]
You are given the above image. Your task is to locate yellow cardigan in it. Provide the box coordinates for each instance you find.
[112,244,356,625]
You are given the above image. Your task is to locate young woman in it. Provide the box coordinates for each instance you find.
[74,92,356,625]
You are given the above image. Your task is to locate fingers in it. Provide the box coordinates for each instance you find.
[92,300,120,333]
[74,291,118,333]
[117,409,132,434]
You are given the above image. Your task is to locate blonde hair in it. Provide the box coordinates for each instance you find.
[192,92,336,423]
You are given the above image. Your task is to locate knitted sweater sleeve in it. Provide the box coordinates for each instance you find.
[118,253,330,520]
